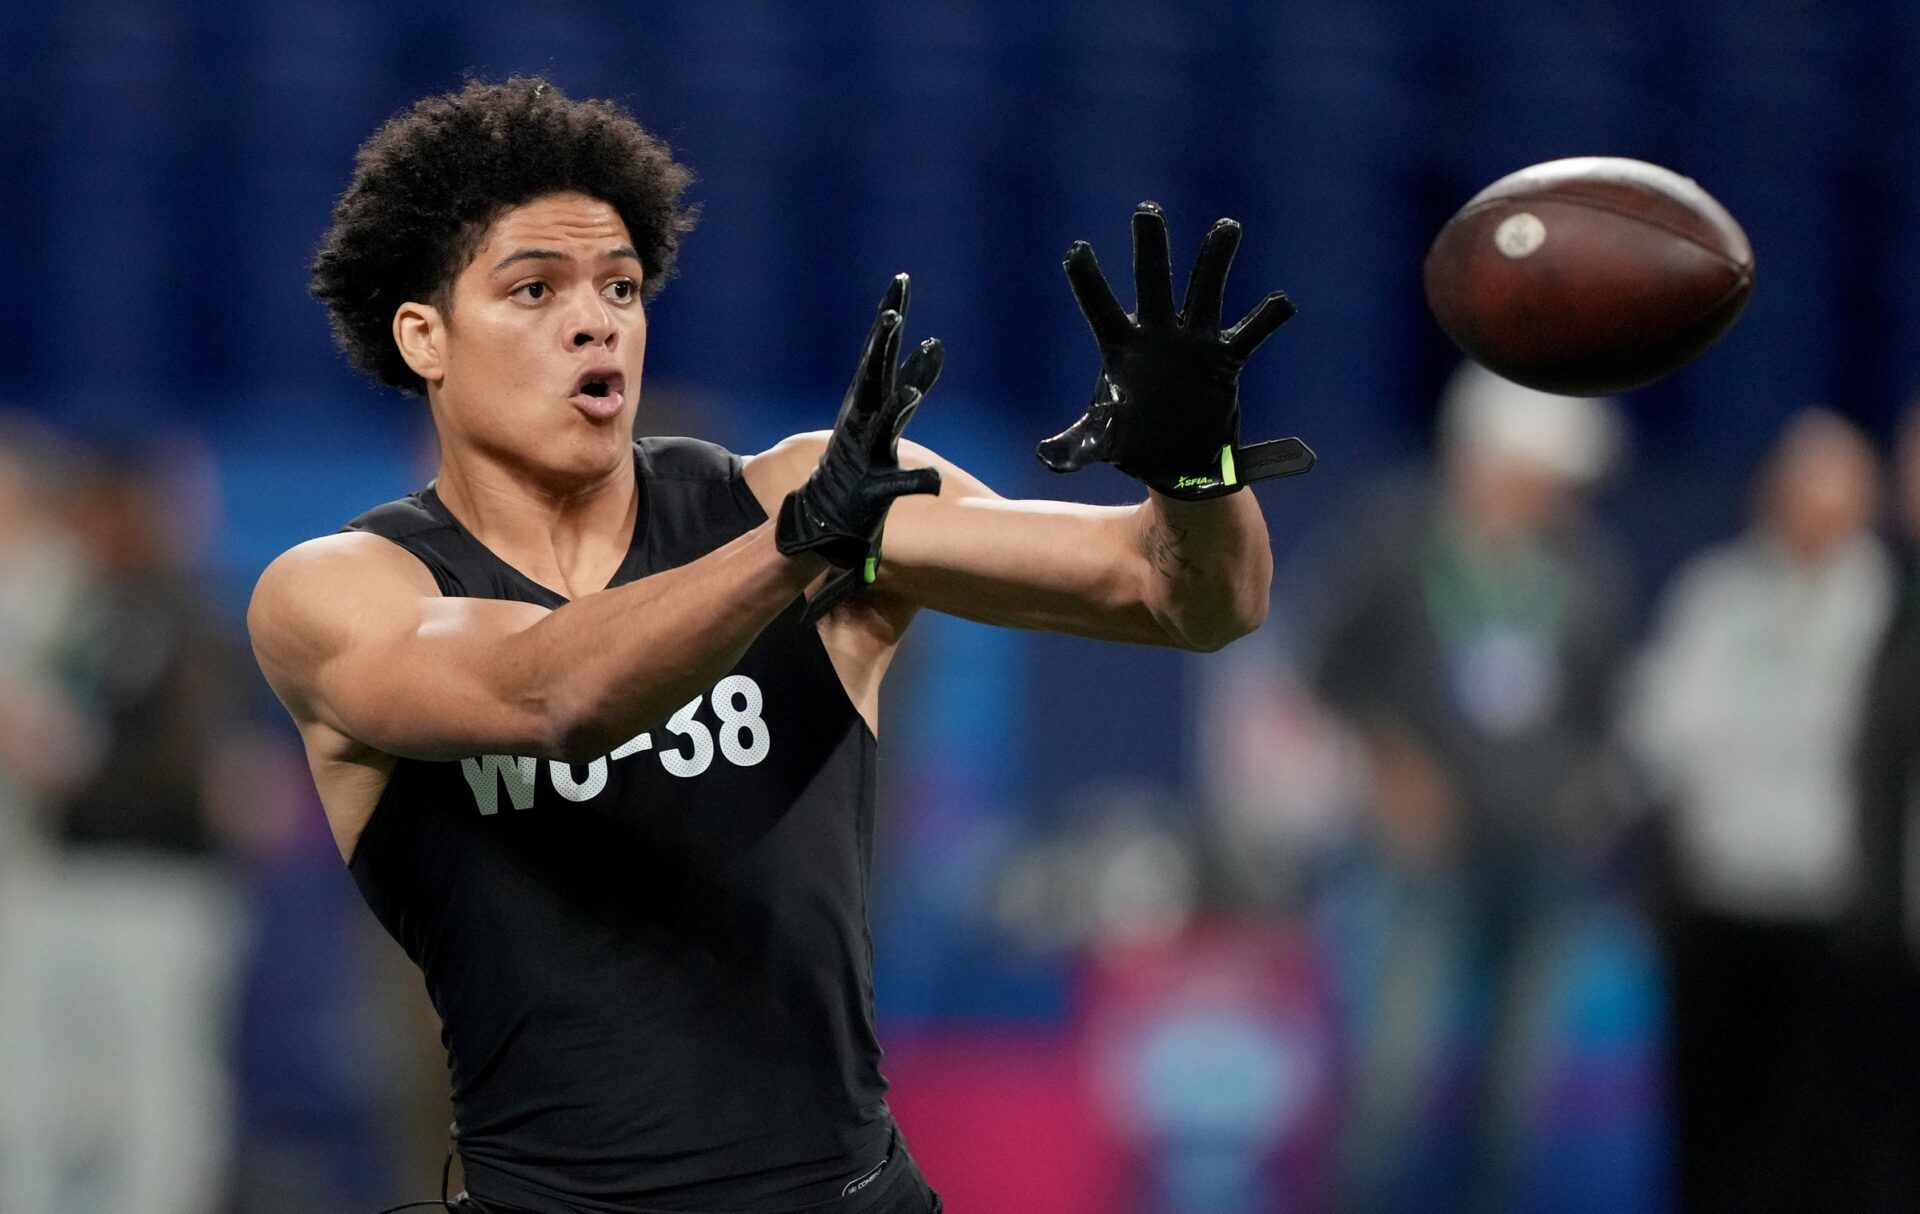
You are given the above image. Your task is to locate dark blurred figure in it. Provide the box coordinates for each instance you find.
[0,414,87,861]
[1313,364,1632,1213]
[1849,402,1920,1213]
[55,452,237,852]
[1628,410,1892,1214]
[2,444,246,1214]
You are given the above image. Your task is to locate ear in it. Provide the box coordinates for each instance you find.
[393,300,447,386]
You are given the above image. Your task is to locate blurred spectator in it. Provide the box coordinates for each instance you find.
[0,415,89,863]
[1312,363,1635,1213]
[1849,401,1920,1213]
[0,444,246,1214]
[0,415,90,1208]
[1627,409,1891,1214]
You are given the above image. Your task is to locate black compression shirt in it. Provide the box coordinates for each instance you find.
[342,437,893,1213]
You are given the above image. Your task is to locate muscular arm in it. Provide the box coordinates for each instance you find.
[249,523,825,764]
[758,433,1271,651]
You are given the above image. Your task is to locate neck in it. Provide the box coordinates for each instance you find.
[432,437,640,600]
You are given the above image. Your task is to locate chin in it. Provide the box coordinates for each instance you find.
[561,423,633,469]
[505,420,633,489]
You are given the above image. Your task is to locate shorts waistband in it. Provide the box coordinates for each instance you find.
[458,1123,930,1214]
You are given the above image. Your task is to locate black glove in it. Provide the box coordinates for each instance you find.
[778,272,944,622]
[1038,202,1316,499]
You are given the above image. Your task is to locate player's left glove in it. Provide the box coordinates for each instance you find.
[1037,202,1316,499]
[778,272,944,623]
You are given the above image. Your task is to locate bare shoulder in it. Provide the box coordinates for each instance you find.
[247,532,439,705]
[740,430,832,516]
[892,437,1000,501]
[739,430,998,518]
[250,531,439,643]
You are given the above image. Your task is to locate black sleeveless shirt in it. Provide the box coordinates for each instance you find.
[342,438,893,1213]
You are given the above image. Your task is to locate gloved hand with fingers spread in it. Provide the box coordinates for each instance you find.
[778,272,944,622]
[1038,202,1316,500]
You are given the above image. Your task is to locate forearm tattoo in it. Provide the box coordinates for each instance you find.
[1141,516,1193,578]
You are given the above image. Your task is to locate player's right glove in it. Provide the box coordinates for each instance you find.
[777,273,944,623]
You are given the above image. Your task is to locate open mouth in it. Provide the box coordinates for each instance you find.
[568,368,626,416]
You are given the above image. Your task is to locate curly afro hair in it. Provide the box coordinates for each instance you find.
[311,77,696,396]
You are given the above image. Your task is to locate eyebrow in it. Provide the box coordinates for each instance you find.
[489,245,642,274]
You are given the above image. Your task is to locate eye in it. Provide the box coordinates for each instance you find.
[510,280,549,303]
[603,278,637,303]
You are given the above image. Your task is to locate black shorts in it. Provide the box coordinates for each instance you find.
[449,1129,942,1214]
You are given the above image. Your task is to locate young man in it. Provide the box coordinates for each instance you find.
[249,78,1305,1214]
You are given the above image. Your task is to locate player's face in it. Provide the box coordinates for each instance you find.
[434,192,647,481]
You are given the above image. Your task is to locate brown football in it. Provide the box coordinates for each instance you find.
[1423,157,1754,396]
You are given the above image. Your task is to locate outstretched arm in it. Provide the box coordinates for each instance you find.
[757,432,1270,651]
[887,442,1272,651]
[251,523,824,764]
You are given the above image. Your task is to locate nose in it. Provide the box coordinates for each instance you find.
[568,297,618,351]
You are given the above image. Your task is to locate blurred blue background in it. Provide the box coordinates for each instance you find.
[1,2,1917,1212]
